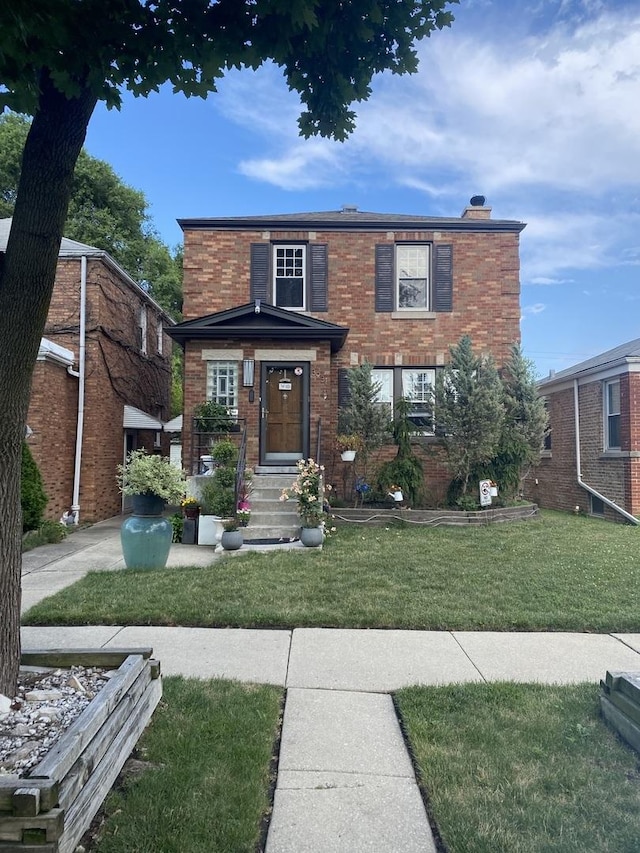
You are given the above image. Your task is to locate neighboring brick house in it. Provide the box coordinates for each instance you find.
[523,340,640,524]
[169,200,525,499]
[0,219,174,524]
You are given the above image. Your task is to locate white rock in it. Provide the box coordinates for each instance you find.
[0,695,11,715]
[67,675,86,693]
[35,707,61,721]
[25,689,63,703]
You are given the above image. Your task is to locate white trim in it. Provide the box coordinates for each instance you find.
[254,348,317,361]
[37,338,75,368]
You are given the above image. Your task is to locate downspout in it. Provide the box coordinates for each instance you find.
[68,255,87,525]
[573,379,638,525]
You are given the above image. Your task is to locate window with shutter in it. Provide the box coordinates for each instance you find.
[375,242,453,313]
[309,244,328,311]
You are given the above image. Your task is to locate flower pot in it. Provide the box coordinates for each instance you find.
[121,495,172,569]
[197,515,224,545]
[183,507,200,520]
[299,526,324,547]
[221,529,243,551]
[341,450,356,462]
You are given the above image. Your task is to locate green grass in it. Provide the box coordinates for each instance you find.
[23,511,640,631]
[396,682,640,853]
[92,677,282,853]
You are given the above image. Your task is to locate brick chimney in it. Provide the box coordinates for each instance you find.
[461,195,491,220]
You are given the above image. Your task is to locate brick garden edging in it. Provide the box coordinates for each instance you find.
[331,504,539,527]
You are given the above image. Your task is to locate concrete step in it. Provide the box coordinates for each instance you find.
[243,525,299,541]
[254,466,298,475]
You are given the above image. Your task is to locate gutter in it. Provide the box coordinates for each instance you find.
[573,379,638,525]
[69,255,88,525]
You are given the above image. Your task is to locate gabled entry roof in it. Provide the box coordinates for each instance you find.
[167,301,349,353]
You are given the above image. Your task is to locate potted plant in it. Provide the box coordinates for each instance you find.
[180,495,201,519]
[281,458,327,547]
[237,506,251,526]
[116,450,185,569]
[210,438,238,466]
[336,434,362,462]
[193,400,233,434]
[221,517,243,551]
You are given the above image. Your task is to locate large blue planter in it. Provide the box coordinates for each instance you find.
[121,495,172,569]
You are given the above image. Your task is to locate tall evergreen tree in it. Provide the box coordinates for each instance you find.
[338,363,392,479]
[434,335,505,495]
[493,345,548,497]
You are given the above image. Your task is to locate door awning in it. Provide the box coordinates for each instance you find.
[123,405,163,430]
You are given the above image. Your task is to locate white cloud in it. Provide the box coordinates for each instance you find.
[522,302,547,317]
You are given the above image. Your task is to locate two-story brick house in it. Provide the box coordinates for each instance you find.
[0,219,174,524]
[524,340,640,523]
[169,200,525,498]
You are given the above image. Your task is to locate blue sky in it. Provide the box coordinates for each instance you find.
[83,0,640,378]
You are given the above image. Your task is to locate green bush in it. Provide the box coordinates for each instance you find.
[211,439,238,466]
[170,512,184,543]
[21,441,48,532]
[22,519,68,552]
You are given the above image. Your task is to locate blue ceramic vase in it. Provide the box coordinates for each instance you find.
[120,493,172,569]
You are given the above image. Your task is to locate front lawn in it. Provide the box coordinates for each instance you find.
[397,682,640,853]
[90,677,282,853]
[22,511,640,631]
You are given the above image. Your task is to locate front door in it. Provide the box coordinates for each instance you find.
[260,363,309,465]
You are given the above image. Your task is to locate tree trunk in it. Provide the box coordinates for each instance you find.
[0,72,97,697]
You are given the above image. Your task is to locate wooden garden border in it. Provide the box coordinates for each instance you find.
[0,648,162,853]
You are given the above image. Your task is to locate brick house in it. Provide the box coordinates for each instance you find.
[523,339,640,523]
[0,219,174,524]
[169,201,525,501]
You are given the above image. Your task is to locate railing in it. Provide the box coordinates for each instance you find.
[315,417,322,466]
[189,417,246,476]
[235,422,248,513]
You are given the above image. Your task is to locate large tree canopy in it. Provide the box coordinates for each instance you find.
[0,113,183,317]
[0,0,457,695]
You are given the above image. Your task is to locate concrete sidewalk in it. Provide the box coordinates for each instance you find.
[19,518,640,852]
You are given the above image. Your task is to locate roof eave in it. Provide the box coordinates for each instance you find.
[178,217,526,234]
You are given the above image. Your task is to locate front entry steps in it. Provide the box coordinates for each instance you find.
[245,472,300,541]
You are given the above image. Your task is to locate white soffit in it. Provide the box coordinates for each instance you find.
[123,405,163,430]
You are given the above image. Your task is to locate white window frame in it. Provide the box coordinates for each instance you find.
[401,369,435,433]
[273,244,306,310]
[206,361,238,416]
[605,379,621,450]
[139,306,147,354]
[371,368,394,418]
[156,319,164,354]
[396,244,430,311]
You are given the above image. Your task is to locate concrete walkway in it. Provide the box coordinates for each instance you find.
[19,518,640,852]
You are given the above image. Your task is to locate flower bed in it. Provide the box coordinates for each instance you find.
[0,648,161,853]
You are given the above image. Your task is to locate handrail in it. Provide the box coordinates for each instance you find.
[315,417,322,466]
[235,421,248,513]
[190,417,245,475]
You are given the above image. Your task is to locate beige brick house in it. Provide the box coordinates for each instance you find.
[524,340,640,523]
[0,220,174,523]
[169,200,525,499]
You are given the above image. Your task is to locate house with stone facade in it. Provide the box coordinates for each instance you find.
[169,199,525,505]
[0,219,174,524]
[523,339,640,523]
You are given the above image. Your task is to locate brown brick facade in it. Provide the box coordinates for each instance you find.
[27,256,172,523]
[178,209,524,501]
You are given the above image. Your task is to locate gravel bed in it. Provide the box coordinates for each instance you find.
[0,666,110,776]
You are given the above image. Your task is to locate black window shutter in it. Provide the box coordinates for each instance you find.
[309,244,328,312]
[338,368,350,409]
[375,244,394,312]
[433,244,453,312]
[250,243,269,302]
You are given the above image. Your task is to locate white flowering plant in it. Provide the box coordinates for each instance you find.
[116,449,185,503]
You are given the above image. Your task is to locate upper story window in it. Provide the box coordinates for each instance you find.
[397,245,430,310]
[274,245,306,309]
[250,242,328,312]
[139,306,147,354]
[375,243,452,314]
[206,361,238,416]
[605,379,621,450]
